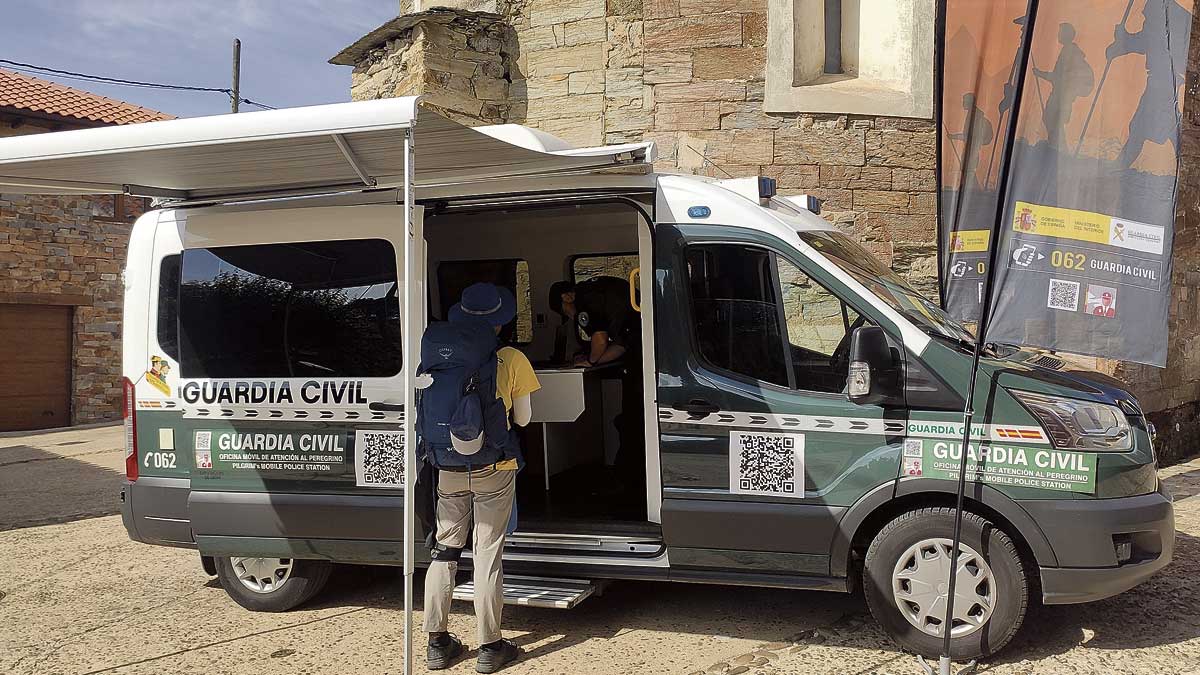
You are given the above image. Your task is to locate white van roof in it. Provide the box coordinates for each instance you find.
[0,97,654,203]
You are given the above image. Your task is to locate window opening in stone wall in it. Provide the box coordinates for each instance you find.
[823,0,842,75]
[770,0,934,117]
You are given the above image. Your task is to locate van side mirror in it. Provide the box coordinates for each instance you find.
[847,326,902,406]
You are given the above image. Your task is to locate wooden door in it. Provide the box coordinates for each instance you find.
[0,304,72,431]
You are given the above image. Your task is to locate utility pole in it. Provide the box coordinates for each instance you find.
[231,38,241,113]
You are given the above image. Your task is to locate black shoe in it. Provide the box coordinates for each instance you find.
[427,633,464,670]
[475,638,520,673]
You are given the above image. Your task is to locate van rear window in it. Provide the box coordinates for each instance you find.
[178,239,401,378]
[157,254,180,360]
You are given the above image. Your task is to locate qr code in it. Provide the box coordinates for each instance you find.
[1047,278,1080,311]
[729,431,804,497]
[193,430,211,451]
[354,429,404,487]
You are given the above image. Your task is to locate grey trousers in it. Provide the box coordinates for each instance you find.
[422,466,516,645]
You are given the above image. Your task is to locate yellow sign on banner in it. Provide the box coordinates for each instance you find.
[949,229,990,253]
[1012,201,1166,255]
[1012,201,1109,245]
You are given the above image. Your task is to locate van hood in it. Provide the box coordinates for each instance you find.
[984,349,1139,411]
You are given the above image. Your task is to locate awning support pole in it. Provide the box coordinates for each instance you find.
[333,133,378,188]
[402,128,416,675]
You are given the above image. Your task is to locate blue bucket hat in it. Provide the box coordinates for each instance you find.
[449,282,517,327]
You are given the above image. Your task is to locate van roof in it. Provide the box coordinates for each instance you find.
[0,97,654,203]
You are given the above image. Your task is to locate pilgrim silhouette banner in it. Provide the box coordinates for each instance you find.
[938,0,1192,366]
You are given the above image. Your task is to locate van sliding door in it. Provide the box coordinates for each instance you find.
[654,223,906,579]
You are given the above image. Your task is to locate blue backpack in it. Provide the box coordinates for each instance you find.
[416,319,514,469]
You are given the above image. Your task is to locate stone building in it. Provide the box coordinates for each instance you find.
[333,2,1200,461]
[0,69,172,430]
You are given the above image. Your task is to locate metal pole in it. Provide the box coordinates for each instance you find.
[231,38,241,113]
[936,1,1038,672]
[402,130,416,675]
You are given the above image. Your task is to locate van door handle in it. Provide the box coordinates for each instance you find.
[369,401,405,412]
[674,399,719,416]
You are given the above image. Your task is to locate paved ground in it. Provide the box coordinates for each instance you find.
[2,425,1200,675]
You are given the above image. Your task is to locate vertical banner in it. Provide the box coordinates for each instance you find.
[939,0,1192,366]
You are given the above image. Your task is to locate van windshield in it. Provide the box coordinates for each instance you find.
[798,231,975,344]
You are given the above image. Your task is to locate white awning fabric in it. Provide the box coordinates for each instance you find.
[0,97,653,201]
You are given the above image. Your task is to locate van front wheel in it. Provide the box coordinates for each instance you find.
[863,507,1029,660]
[214,556,333,612]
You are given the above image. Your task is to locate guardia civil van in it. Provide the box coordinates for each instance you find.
[0,98,1173,662]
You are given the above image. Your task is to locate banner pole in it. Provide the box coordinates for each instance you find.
[402,129,416,675]
[934,1,1038,672]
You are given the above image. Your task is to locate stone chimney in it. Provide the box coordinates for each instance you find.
[330,9,517,126]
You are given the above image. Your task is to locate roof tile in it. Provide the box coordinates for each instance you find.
[0,68,174,125]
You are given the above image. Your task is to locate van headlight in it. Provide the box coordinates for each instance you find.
[1011,390,1132,451]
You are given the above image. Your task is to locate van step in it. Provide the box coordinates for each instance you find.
[452,575,602,609]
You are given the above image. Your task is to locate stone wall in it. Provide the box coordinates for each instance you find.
[0,191,137,425]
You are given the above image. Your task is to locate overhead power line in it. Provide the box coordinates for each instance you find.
[0,58,278,111]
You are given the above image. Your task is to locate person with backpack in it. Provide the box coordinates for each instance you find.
[419,282,540,673]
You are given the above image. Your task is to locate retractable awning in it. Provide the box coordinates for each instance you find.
[0,97,654,201]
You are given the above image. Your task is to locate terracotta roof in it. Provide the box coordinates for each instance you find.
[0,68,174,125]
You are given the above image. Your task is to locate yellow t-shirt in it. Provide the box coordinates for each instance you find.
[494,346,540,470]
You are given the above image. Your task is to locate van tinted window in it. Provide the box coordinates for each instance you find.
[179,239,401,378]
[685,245,789,387]
[157,254,180,360]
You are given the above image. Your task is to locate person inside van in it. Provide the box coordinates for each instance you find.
[551,277,643,495]
[547,280,583,365]
[424,282,540,674]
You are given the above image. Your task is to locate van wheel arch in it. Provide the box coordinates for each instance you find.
[831,480,1056,580]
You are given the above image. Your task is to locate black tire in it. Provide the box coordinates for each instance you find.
[863,507,1029,660]
[214,556,333,612]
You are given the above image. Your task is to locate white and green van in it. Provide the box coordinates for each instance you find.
[0,98,1173,660]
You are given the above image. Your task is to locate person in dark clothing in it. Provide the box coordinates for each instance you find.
[551,276,644,492]
[547,280,582,365]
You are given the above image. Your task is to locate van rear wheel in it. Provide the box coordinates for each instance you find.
[214,556,333,612]
[863,507,1029,660]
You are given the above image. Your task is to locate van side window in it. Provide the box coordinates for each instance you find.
[776,257,867,393]
[685,245,790,387]
[178,239,401,378]
[156,254,180,361]
[437,259,532,344]
[572,253,638,285]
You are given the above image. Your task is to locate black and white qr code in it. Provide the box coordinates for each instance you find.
[1047,278,1081,312]
[354,430,405,487]
[193,430,211,451]
[729,431,805,497]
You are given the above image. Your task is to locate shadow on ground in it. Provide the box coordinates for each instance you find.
[0,446,124,531]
